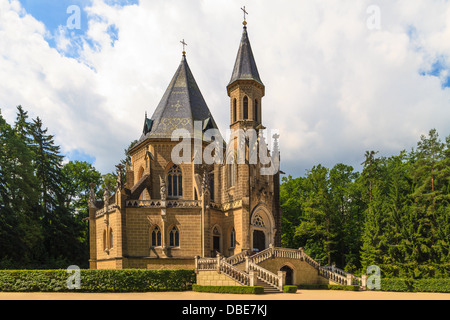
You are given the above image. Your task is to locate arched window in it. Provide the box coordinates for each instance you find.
[167,165,182,198]
[254,99,258,122]
[151,226,162,247]
[228,155,235,187]
[109,228,113,249]
[243,96,248,119]
[103,230,107,251]
[233,98,237,122]
[169,226,180,247]
[230,228,236,248]
[209,172,215,201]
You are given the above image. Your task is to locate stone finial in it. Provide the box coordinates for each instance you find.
[115,164,125,190]
[88,183,96,209]
[103,185,111,206]
[201,170,210,195]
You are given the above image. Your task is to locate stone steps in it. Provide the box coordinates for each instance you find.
[232,261,281,293]
[256,279,282,293]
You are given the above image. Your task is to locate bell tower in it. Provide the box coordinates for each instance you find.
[227,18,265,131]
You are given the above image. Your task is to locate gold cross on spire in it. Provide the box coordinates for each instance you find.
[241,6,248,25]
[180,39,187,55]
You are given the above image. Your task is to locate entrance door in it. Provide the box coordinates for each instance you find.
[252,230,266,252]
[280,265,294,285]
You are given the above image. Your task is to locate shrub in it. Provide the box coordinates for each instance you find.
[328,285,360,291]
[0,269,196,292]
[283,285,298,293]
[378,278,414,292]
[298,284,360,291]
[377,278,450,293]
[192,285,264,294]
[298,284,329,290]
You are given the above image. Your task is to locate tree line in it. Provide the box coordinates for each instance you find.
[0,106,118,269]
[281,129,450,277]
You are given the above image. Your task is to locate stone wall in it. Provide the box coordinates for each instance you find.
[196,270,243,287]
[258,257,329,286]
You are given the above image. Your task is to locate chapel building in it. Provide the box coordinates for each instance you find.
[88,21,282,270]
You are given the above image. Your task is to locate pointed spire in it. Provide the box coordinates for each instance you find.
[228,22,263,87]
[141,53,219,139]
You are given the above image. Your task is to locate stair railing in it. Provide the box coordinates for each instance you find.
[248,262,283,291]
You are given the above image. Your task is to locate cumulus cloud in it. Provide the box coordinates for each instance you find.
[0,0,449,176]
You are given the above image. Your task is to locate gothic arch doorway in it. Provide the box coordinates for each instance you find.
[280,265,294,285]
[250,207,275,252]
[252,230,265,252]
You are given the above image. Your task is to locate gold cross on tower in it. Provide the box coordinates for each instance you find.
[241,6,248,25]
[180,39,187,55]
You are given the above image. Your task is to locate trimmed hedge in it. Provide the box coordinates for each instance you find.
[283,285,298,293]
[298,284,360,291]
[0,269,196,292]
[192,284,264,294]
[298,284,329,290]
[379,278,450,293]
[328,285,360,291]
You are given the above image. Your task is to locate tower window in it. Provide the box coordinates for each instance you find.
[243,96,248,119]
[233,98,237,122]
[167,165,182,198]
[254,99,258,122]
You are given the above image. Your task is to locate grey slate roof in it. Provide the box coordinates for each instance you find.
[139,54,220,141]
[229,26,263,86]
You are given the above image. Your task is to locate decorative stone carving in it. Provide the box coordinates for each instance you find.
[159,175,167,201]
[201,170,210,196]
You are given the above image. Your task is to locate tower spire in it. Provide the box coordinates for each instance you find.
[227,11,265,129]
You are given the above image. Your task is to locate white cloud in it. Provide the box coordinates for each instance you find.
[1,0,449,176]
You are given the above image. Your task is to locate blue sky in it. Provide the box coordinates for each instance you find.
[19,0,90,30]
[18,0,132,58]
[2,1,450,176]
[16,0,137,164]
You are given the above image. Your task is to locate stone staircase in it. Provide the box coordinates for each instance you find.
[195,246,366,293]
[256,279,282,294]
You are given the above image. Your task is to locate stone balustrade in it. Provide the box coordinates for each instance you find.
[248,262,283,290]
[225,250,248,265]
[219,259,250,286]
[319,268,348,285]
[195,257,217,271]
[196,247,367,290]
